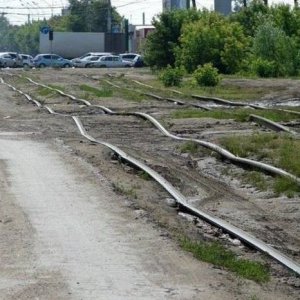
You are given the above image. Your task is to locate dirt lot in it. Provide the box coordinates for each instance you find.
[0,68,299,299]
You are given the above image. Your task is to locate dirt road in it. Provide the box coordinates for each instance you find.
[0,70,299,299]
[0,137,229,299]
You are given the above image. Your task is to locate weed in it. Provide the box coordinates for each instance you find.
[180,238,270,283]
[179,141,200,155]
[220,133,300,195]
[243,171,268,191]
[112,182,138,199]
[139,171,152,181]
[37,86,55,97]
[79,84,113,97]
[171,108,299,123]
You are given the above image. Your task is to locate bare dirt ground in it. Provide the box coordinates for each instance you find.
[0,68,299,299]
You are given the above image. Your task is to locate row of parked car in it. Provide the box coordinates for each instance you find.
[0,52,144,69]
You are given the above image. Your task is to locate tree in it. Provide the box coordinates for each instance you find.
[67,0,121,32]
[251,20,297,76]
[143,9,200,69]
[176,12,249,73]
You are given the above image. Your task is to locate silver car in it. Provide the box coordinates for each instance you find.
[0,52,23,68]
[73,55,102,68]
[20,54,34,68]
[91,55,132,68]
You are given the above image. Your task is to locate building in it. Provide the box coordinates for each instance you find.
[163,0,188,12]
[214,0,232,15]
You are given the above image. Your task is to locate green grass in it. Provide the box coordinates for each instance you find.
[36,86,55,97]
[220,133,300,194]
[179,141,200,155]
[171,108,299,123]
[48,84,65,91]
[180,238,270,283]
[79,84,113,97]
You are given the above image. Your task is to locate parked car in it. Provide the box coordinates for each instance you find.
[20,54,34,68]
[73,55,102,68]
[91,55,132,68]
[33,54,73,68]
[131,55,144,68]
[0,52,23,67]
[119,53,140,62]
[71,52,112,64]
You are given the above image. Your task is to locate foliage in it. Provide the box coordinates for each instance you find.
[251,58,277,77]
[67,0,121,32]
[159,65,184,87]
[79,84,113,97]
[193,63,220,86]
[176,12,249,73]
[143,9,200,69]
[250,20,297,76]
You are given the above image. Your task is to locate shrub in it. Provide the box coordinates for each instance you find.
[159,65,184,87]
[251,58,277,78]
[193,63,220,87]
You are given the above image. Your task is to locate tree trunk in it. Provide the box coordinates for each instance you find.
[294,0,298,8]
[191,0,196,9]
[263,0,268,6]
[243,0,247,7]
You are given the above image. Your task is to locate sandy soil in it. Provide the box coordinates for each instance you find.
[0,68,299,299]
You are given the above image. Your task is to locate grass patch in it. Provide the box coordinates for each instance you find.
[112,182,137,199]
[220,133,300,194]
[180,238,269,283]
[243,171,269,191]
[48,84,65,91]
[36,86,55,97]
[171,108,299,123]
[79,84,113,97]
[179,141,200,155]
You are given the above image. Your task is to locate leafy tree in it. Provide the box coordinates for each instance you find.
[251,20,298,76]
[230,0,269,36]
[143,9,200,69]
[176,11,249,73]
[67,0,121,32]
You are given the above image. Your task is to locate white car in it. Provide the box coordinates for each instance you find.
[119,53,140,62]
[73,55,102,68]
[20,54,34,68]
[91,55,132,68]
[71,52,112,64]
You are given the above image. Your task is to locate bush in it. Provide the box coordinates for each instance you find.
[159,65,184,87]
[193,63,220,87]
[251,58,277,78]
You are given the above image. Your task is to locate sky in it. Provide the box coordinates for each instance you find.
[0,0,296,25]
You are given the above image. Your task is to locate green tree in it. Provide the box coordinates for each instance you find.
[251,20,298,76]
[67,0,121,32]
[176,12,249,73]
[143,9,200,69]
[230,0,269,36]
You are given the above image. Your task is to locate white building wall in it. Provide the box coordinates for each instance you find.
[40,32,105,58]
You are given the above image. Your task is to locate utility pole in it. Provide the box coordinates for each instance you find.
[107,0,112,33]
